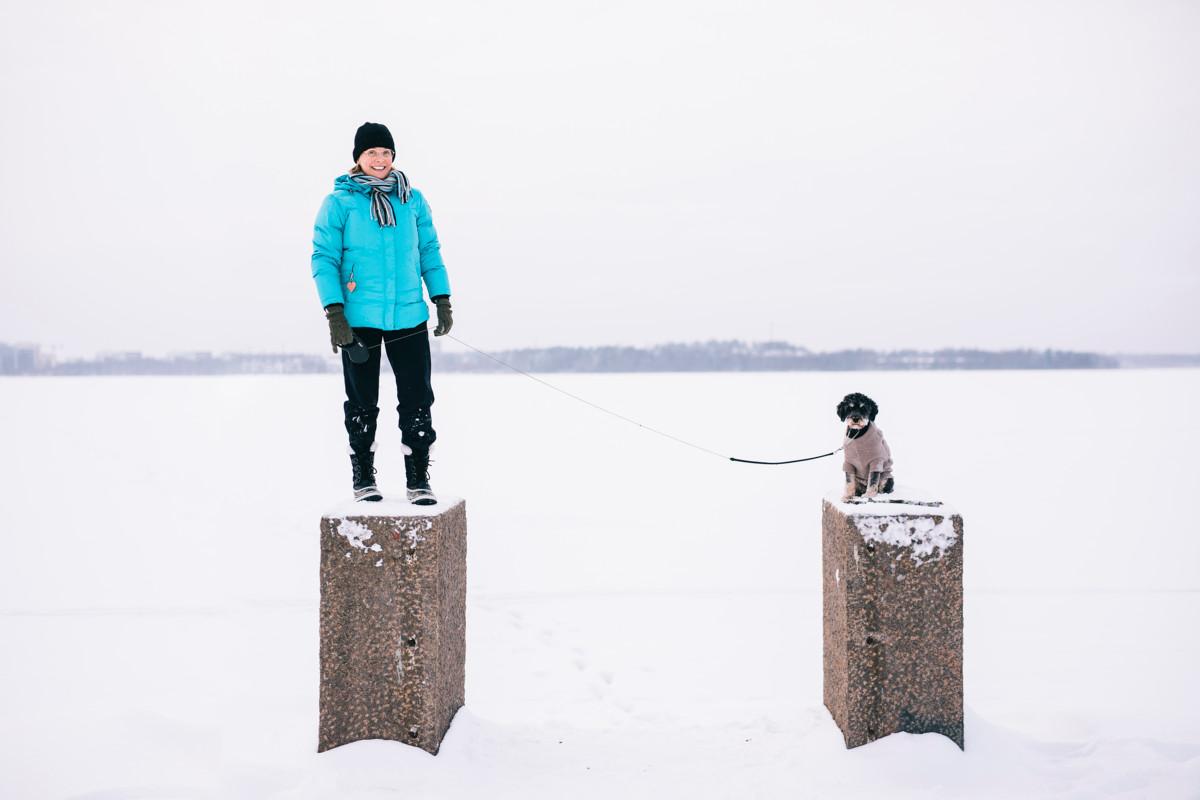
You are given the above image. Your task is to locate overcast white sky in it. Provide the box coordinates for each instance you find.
[1,0,1197,357]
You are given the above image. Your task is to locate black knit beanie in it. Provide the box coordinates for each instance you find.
[353,122,395,162]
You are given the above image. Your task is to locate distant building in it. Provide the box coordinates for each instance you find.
[0,343,50,375]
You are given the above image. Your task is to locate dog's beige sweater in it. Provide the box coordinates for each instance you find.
[843,423,894,490]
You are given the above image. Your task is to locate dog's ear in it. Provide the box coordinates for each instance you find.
[836,398,850,420]
[867,398,879,421]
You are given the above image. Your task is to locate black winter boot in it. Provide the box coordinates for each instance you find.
[404,447,437,506]
[350,450,382,502]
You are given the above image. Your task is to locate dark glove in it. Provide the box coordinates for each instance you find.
[325,304,354,353]
[432,295,453,337]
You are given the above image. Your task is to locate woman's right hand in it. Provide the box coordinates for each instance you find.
[324,304,354,353]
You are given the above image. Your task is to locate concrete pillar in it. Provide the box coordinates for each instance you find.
[319,499,467,755]
[822,489,964,749]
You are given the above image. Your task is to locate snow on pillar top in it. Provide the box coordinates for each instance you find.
[823,485,960,564]
[823,484,957,517]
[323,496,464,519]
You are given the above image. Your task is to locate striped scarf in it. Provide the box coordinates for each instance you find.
[348,169,411,227]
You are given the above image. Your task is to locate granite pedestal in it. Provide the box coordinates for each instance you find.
[319,498,467,755]
[822,487,964,749]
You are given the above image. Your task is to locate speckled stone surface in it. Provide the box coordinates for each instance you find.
[822,488,964,749]
[319,499,467,755]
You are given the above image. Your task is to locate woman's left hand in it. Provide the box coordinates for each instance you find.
[433,296,453,336]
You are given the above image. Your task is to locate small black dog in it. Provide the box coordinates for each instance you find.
[837,392,895,501]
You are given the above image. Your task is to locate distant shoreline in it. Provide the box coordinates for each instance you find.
[3,340,1198,376]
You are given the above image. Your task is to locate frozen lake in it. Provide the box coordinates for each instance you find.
[2,369,1198,798]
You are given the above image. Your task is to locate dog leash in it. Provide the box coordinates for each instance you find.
[729,449,843,465]
[340,329,843,466]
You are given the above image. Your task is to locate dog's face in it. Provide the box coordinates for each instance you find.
[837,392,879,431]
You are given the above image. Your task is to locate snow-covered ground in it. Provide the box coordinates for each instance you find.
[2,369,1198,799]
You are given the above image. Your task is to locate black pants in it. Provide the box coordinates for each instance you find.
[342,323,436,455]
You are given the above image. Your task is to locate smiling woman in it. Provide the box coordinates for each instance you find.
[354,145,394,180]
[311,121,456,506]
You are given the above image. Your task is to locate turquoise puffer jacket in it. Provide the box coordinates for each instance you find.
[311,174,451,330]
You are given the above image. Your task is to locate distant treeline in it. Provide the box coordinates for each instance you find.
[1,339,1167,375]
[1111,353,1200,368]
[434,342,1120,372]
[0,344,332,376]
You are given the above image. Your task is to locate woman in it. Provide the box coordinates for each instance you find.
[311,121,453,505]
